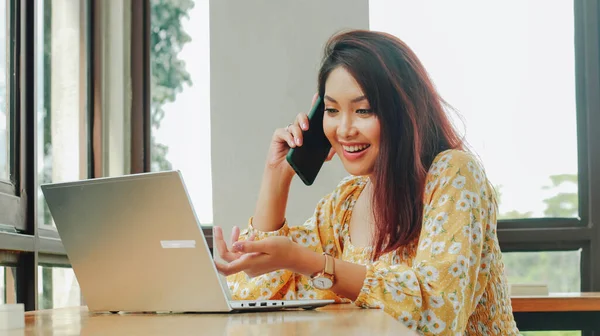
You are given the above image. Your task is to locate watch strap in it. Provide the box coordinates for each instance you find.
[323,253,334,276]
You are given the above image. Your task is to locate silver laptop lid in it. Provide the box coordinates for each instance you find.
[41,171,231,312]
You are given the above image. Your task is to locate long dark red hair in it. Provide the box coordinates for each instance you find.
[318,30,465,260]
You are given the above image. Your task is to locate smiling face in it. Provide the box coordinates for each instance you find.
[323,66,381,177]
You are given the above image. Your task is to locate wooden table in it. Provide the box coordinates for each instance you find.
[10,293,600,334]
[511,292,600,331]
[13,304,416,336]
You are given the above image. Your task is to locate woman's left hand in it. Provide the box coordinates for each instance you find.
[214,236,301,278]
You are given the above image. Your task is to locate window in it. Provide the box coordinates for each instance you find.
[0,0,7,181]
[150,0,213,226]
[0,0,93,312]
[1,0,209,312]
[0,0,21,232]
[0,266,16,304]
[37,0,89,228]
[503,251,581,293]
[369,0,583,284]
[370,0,578,220]
[38,266,80,309]
[370,1,599,333]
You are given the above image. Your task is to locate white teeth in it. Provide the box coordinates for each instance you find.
[342,144,370,153]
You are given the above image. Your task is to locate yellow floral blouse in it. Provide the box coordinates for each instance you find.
[227,149,520,335]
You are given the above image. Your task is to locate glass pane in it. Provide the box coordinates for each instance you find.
[503,250,581,293]
[38,266,81,309]
[0,0,8,180]
[369,1,578,219]
[0,266,17,304]
[36,0,88,226]
[150,0,213,225]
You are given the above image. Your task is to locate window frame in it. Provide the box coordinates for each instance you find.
[0,0,201,311]
[496,0,600,296]
[494,1,600,333]
[0,0,23,232]
[131,0,214,248]
[0,0,92,311]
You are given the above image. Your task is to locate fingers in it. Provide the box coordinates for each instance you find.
[274,128,296,148]
[213,226,238,263]
[214,260,228,275]
[230,226,240,246]
[296,113,309,131]
[215,259,239,276]
[214,252,264,276]
[232,238,269,254]
[287,123,303,146]
[325,147,336,161]
[283,112,309,147]
[274,93,317,148]
[215,258,244,277]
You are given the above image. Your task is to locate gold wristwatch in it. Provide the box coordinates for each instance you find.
[310,252,335,290]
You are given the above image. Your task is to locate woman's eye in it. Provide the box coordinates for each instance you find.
[325,108,338,114]
[356,109,373,114]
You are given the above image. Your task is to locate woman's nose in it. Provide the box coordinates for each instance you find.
[337,115,357,139]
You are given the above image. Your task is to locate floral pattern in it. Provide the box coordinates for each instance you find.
[226,149,519,335]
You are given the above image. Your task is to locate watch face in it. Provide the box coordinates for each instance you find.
[312,277,333,290]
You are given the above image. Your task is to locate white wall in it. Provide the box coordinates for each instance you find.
[210,0,369,236]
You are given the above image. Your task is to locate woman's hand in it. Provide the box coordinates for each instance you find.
[214,236,316,278]
[213,226,251,264]
[266,93,335,176]
[215,228,367,301]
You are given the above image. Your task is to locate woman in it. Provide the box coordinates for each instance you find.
[213,30,519,335]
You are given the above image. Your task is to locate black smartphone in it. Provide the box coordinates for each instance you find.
[286,95,331,186]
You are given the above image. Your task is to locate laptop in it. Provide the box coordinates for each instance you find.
[40,171,334,313]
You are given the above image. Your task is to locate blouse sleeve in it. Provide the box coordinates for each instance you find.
[354,151,494,335]
[226,176,360,302]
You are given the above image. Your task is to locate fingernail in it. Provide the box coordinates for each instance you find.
[296,138,302,145]
[302,123,307,130]
[233,242,243,252]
